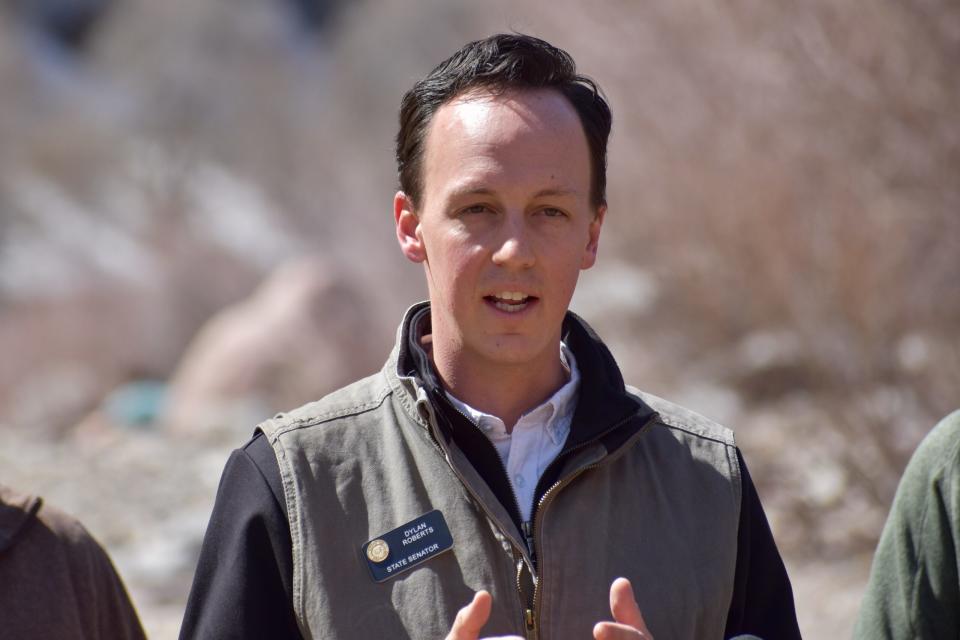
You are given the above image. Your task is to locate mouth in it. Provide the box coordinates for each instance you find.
[484,291,537,313]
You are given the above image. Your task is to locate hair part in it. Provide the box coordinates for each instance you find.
[396,33,612,209]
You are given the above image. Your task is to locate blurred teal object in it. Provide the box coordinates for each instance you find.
[103,380,168,428]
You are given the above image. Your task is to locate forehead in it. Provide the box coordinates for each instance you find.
[421,88,591,201]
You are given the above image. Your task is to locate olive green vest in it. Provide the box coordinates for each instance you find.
[258,312,741,640]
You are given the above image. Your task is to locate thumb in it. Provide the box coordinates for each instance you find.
[609,577,649,633]
[446,590,493,640]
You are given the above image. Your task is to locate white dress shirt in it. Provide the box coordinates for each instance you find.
[445,343,580,523]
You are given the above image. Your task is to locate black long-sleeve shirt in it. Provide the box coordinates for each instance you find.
[180,431,800,639]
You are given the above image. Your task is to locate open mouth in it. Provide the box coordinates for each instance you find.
[484,291,536,313]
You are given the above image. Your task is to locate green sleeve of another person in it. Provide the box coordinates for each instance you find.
[853,410,960,639]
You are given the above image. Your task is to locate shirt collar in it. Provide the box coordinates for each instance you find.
[444,342,580,446]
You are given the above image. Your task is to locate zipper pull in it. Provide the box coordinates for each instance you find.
[525,608,535,630]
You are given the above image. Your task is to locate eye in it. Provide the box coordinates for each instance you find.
[460,204,494,215]
[540,207,567,218]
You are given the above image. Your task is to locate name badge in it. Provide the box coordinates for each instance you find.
[362,509,454,583]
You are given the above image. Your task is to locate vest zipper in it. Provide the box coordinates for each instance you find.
[416,392,538,634]
[513,551,537,639]
[443,397,542,637]
[527,412,658,634]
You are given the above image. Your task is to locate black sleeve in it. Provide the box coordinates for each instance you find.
[724,449,802,640]
[179,432,301,640]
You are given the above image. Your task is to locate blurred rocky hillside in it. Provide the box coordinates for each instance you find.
[1,0,958,637]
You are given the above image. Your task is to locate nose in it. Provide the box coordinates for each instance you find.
[491,215,535,269]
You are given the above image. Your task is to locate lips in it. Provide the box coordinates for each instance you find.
[484,290,536,313]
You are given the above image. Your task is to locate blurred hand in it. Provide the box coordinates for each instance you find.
[445,590,524,640]
[593,578,653,640]
[447,579,653,640]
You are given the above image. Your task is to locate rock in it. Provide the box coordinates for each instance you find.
[164,256,379,438]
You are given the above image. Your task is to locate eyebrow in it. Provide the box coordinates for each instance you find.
[448,186,580,199]
[532,188,578,198]
[449,187,496,199]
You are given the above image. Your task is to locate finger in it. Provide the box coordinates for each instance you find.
[592,621,646,640]
[609,578,651,635]
[446,590,493,640]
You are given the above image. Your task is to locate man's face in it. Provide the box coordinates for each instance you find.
[395,88,604,371]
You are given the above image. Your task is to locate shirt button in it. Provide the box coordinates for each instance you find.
[514,474,525,488]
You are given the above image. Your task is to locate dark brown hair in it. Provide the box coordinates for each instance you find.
[396,33,612,208]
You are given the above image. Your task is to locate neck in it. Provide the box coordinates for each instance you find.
[430,339,567,433]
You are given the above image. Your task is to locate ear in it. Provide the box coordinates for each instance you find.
[394,191,426,263]
[581,204,606,270]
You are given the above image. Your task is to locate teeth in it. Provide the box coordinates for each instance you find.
[494,300,529,313]
[487,291,532,312]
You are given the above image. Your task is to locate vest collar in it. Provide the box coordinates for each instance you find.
[393,301,656,453]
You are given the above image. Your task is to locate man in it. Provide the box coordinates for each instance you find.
[181,34,799,640]
[853,410,960,639]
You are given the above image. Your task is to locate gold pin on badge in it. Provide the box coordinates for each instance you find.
[366,539,390,563]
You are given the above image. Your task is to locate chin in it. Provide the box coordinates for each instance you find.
[476,337,552,367]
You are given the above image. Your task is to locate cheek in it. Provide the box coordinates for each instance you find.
[433,243,483,291]
[548,238,590,271]
[546,246,587,295]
